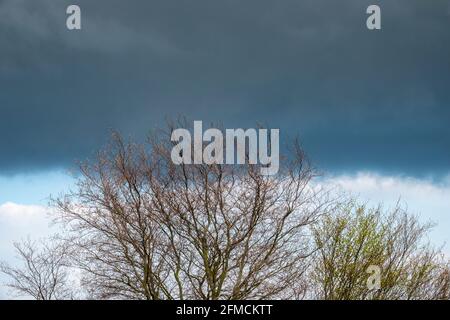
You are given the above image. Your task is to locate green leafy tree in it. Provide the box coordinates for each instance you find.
[310,202,450,300]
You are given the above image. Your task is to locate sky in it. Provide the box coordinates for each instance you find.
[0,0,449,298]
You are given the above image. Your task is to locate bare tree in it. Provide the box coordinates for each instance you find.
[0,238,72,300]
[52,122,334,300]
[310,202,450,300]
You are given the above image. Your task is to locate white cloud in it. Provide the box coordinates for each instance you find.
[0,202,47,220]
[0,202,52,260]
[0,202,53,255]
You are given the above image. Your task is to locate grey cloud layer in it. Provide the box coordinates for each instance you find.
[0,0,449,175]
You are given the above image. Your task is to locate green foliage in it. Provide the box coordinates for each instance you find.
[311,202,449,300]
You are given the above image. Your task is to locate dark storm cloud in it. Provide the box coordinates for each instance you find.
[0,0,449,175]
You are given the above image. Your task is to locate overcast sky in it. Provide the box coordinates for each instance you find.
[0,0,449,175]
[0,0,449,298]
